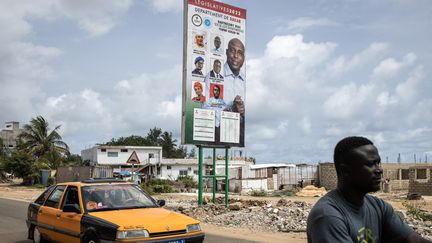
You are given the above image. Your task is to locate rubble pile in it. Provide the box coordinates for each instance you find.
[165,197,432,239]
[168,198,312,233]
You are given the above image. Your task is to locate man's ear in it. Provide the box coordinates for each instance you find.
[340,163,351,177]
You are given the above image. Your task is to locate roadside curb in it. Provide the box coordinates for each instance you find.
[0,196,32,203]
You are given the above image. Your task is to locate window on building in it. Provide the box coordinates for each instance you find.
[167,166,172,170]
[179,170,188,176]
[401,169,410,180]
[188,167,192,171]
[120,149,128,152]
[101,149,106,152]
[107,152,118,157]
[416,169,427,179]
[149,153,154,159]
[193,170,199,175]
[8,145,13,148]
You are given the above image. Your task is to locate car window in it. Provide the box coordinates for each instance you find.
[61,186,81,212]
[34,185,55,205]
[44,185,66,208]
[82,184,157,212]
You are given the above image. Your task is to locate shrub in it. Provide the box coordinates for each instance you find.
[47,176,55,186]
[176,175,198,189]
[403,200,432,221]
[250,189,267,197]
[142,178,178,194]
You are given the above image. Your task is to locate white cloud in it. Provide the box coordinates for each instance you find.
[279,17,339,32]
[372,52,416,78]
[148,0,183,13]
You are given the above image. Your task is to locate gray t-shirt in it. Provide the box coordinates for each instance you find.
[307,189,413,243]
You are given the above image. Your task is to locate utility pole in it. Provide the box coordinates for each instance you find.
[397,153,401,164]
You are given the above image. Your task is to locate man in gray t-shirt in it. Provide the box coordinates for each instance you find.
[307,136,431,243]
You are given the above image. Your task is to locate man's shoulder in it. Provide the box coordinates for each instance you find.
[310,190,345,217]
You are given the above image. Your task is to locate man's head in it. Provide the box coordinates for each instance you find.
[194,56,204,70]
[213,84,220,99]
[213,60,221,74]
[195,34,204,48]
[226,38,245,76]
[214,36,221,49]
[334,136,383,193]
[194,82,203,96]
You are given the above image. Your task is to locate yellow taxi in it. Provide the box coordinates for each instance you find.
[26,178,205,243]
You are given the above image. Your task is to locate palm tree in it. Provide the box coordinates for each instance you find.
[19,116,70,160]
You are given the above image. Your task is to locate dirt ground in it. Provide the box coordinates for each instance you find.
[1,184,431,243]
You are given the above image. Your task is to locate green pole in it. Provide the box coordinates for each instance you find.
[198,145,203,206]
[225,147,229,207]
[212,148,216,203]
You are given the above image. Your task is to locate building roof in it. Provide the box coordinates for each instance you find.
[250,163,296,169]
[88,145,162,150]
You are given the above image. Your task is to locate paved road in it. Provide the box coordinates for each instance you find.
[0,198,258,243]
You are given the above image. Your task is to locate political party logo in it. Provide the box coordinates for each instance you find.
[192,14,202,27]
[204,17,212,28]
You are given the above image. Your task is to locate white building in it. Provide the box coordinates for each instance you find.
[81,145,162,172]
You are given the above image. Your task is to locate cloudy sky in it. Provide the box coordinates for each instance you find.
[1,0,431,163]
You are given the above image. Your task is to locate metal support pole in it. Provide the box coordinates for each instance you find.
[225,147,229,207]
[198,145,203,206]
[213,148,216,203]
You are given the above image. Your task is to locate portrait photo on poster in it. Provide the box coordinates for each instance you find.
[210,34,224,55]
[191,81,206,103]
[208,58,224,80]
[193,30,206,51]
[191,55,205,77]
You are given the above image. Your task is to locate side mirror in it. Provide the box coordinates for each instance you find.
[157,200,165,207]
[63,204,81,213]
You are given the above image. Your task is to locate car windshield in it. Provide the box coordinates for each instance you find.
[82,184,157,212]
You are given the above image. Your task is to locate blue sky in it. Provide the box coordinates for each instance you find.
[1,0,431,163]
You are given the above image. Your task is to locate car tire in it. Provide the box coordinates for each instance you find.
[32,226,45,243]
[83,233,100,243]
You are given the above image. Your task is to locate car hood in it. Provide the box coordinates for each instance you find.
[89,207,199,232]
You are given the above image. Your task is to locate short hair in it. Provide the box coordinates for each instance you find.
[334,136,373,174]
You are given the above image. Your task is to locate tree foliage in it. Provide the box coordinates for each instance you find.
[18,116,70,159]
[104,127,186,158]
[3,150,38,184]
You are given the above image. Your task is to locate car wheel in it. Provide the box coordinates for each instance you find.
[32,226,45,243]
[83,233,100,243]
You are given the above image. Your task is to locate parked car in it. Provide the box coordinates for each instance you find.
[26,178,205,243]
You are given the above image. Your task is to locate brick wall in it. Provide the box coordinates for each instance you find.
[408,166,432,196]
[318,163,337,190]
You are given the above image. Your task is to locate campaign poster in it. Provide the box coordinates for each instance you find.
[181,0,246,147]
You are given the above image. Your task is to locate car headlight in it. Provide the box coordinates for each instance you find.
[186,224,201,233]
[116,230,149,239]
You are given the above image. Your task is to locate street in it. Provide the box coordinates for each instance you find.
[0,198,259,243]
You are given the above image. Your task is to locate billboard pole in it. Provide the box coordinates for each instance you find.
[225,147,229,207]
[212,148,216,203]
[198,145,203,206]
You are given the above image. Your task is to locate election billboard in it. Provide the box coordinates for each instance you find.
[181,0,246,147]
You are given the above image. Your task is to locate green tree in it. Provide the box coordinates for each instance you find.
[187,147,196,158]
[146,127,162,146]
[63,154,85,166]
[105,135,149,146]
[18,116,70,159]
[3,150,38,185]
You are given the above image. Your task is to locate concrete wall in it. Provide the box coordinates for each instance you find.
[408,166,432,196]
[160,164,199,180]
[318,163,337,190]
[81,146,162,167]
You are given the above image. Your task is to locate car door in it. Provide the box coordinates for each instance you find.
[38,185,66,241]
[55,185,83,243]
